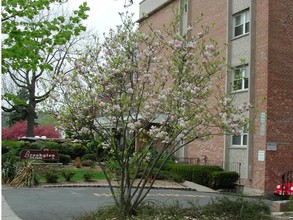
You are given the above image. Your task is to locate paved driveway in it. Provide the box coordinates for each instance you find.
[2,187,216,220]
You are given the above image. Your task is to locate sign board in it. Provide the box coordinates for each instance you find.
[20,148,59,161]
[260,112,266,123]
[258,150,265,161]
[267,142,277,151]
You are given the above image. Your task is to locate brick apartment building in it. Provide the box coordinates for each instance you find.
[138,0,293,194]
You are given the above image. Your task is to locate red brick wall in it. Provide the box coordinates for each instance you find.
[265,0,293,191]
[251,0,293,193]
[189,0,227,45]
[139,0,178,33]
[140,0,228,165]
[186,0,227,164]
[139,0,293,193]
[250,0,270,192]
[186,136,225,164]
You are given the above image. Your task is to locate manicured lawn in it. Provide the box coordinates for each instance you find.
[37,168,105,183]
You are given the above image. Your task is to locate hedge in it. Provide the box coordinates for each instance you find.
[2,140,31,156]
[165,164,224,187]
[30,141,60,150]
[81,153,97,161]
[59,154,72,165]
[154,158,176,169]
[164,163,239,189]
[210,171,239,189]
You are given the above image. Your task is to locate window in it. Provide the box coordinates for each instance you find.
[232,126,248,146]
[233,10,250,37]
[232,65,249,91]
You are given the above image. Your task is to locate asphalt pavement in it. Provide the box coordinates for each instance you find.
[3,180,291,220]
[2,181,214,220]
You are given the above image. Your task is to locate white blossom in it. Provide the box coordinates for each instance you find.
[99,101,106,108]
[113,105,121,112]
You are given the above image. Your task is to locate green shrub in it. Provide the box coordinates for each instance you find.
[200,196,270,220]
[74,196,271,220]
[59,154,72,165]
[59,142,74,157]
[86,140,105,160]
[1,150,23,184]
[154,159,175,170]
[2,140,25,150]
[210,171,239,189]
[81,153,97,161]
[155,170,183,183]
[2,152,17,164]
[2,140,31,156]
[2,159,17,184]
[138,167,184,183]
[289,196,293,211]
[72,144,89,159]
[83,173,94,182]
[1,145,9,155]
[58,143,91,160]
[62,170,76,181]
[44,171,59,183]
[164,164,189,178]
[30,141,60,150]
[166,164,223,187]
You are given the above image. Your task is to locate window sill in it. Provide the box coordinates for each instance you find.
[231,33,249,41]
[230,89,249,94]
[230,145,248,149]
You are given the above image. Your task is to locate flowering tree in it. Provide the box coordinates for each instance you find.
[48,13,251,218]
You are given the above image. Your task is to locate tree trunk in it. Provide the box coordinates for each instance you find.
[26,75,37,137]
[26,100,36,137]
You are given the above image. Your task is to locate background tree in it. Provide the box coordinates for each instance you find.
[48,14,251,218]
[1,0,89,137]
[2,87,29,126]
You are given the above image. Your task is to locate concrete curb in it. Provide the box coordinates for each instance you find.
[39,180,219,193]
[40,183,198,192]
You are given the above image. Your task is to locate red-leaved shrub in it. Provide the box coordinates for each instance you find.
[2,121,61,140]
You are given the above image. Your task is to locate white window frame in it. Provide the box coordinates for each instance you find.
[233,10,250,38]
[232,126,248,147]
[232,65,249,92]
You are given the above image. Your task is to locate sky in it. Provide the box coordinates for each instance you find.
[68,0,141,38]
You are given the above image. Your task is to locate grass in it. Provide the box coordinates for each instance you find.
[37,168,105,183]
[289,196,293,211]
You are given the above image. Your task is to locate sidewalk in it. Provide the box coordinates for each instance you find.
[182,181,217,193]
[2,195,22,220]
